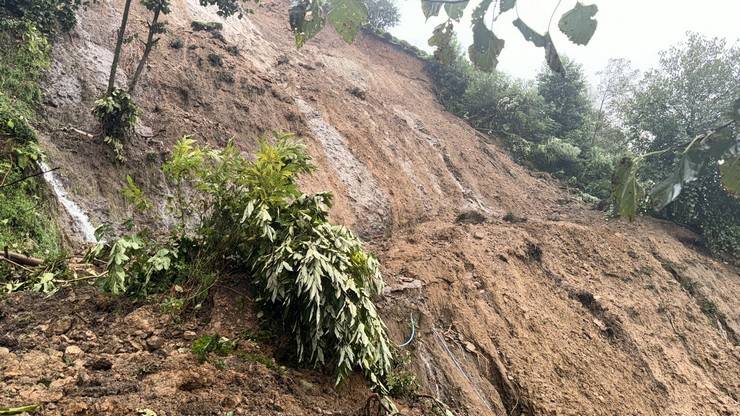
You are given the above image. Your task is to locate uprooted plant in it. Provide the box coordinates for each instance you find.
[86,133,393,388]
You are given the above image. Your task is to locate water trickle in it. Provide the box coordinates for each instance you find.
[38,160,97,243]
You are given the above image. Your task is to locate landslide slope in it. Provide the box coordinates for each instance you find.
[3,0,738,414]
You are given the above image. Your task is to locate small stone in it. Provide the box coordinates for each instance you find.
[464,342,476,353]
[64,345,84,362]
[473,232,485,240]
[146,336,165,351]
[183,331,197,341]
[51,317,74,335]
[0,347,10,355]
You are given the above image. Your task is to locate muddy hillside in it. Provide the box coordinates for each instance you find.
[2,0,738,414]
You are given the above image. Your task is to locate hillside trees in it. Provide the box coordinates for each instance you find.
[364,0,399,31]
[614,33,740,260]
[537,58,592,139]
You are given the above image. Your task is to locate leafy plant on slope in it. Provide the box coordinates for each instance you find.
[87,134,393,387]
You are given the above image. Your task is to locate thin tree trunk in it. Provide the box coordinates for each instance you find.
[128,8,161,93]
[106,0,134,96]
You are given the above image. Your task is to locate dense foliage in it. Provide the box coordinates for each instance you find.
[615,33,740,261]
[0,17,62,260]
[91,88,138,161]
[88,134,393,387]
[364,0,399,31]
[426,48,623,201]
[0,0,85,36]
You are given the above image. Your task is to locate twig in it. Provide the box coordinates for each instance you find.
[0,256,34,273]
[0,167,59,189]
[547,0,564,32]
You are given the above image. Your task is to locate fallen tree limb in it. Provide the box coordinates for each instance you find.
[2,248,44,267]
[0,167,59,189]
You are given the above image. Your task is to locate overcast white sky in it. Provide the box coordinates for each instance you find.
[388,0,740,82]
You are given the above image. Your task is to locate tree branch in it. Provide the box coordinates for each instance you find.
[0,167,59,189]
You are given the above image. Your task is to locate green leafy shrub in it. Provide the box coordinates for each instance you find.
[0,0,83,36]
[88,134,393,387]
[191,334,237,363]
[530,138,581,175]
[364,0,399,31]
[169,37,184,49]
[0,18,62,266]
[92,88,138,161]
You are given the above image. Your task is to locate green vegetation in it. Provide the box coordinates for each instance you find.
[91,88,138,161]
[94,0,252,160]
[0,16,62,264]
[427,31,738,262]
[427,52,622,201]
[87,134,393,387]
[191,334,237,363]
[613,33,739,261]
[364,0,399,31]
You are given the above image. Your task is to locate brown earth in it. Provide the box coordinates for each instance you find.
[1,0,738,414]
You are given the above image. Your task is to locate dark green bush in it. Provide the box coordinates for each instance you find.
[0,17,62,263]
[92,88,138,161]
[0,0,82,36]
[364,0,399,31]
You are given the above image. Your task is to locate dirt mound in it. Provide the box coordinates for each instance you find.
[0,285,371,415]
[11,0,740,414]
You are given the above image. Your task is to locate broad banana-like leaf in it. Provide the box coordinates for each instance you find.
[328,0,368,44]
[720,154,740,196]
[290,0,326,48]
[421,0,443,20]
[512,18,563,74]
[650,125,736,210]
[612,156,644,220]
[429,22,456,65]
[468,0,504,72]
[444,1,467,21]
[499,0,516,13]
[558,2,598,46]
[513,18,545,47]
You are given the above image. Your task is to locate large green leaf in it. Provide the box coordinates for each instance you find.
[558,2,598,46]
[650,126,737,210]
[290,0,326,48]
[512,18,544,47]
[612,156,644,220]
[468,0,504,72]
[512,18,563,74]
[421,0,443,20]
[444,1,467,21]
[499,0,515,13]
[720,154,740,196]
[328,0,368,44]
[429,22,456,65]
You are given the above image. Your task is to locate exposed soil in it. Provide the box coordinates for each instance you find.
[0,285,375,415]
[2,0,738,414]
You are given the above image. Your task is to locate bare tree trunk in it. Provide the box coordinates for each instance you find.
[2,248,43,267]
[128,8,161,94]
[106,0,134,96]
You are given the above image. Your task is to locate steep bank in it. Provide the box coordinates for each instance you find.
[3,0,738,414]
